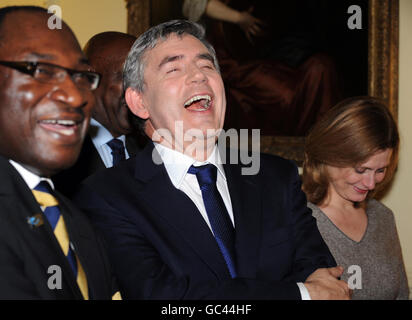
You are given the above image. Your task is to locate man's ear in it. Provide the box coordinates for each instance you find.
[125,87,149,119]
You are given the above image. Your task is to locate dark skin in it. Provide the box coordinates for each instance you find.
[84,32,136,138]
[0,11,94,177]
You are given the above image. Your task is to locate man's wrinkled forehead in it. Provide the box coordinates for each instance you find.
[144,33,208,63]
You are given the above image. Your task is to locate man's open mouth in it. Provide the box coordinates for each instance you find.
[184,94,212,111]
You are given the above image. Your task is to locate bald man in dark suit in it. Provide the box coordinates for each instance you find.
[54,32,147,197]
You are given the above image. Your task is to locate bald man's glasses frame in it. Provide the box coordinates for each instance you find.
[0,61,101,91]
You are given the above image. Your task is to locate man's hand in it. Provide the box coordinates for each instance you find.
[304,267,351,300]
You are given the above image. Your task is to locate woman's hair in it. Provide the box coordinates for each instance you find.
[302,96,399,205]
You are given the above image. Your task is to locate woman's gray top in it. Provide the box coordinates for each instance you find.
[309,199,409,299]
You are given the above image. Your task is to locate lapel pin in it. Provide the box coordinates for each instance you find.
[27,213,44,228]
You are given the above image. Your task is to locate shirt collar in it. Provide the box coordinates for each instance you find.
[9,160,55,190]
[89,118,126,146]
[154,143,226,189]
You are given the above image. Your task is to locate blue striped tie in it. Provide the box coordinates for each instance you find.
[188,164,237,278]
[32,181,89,299]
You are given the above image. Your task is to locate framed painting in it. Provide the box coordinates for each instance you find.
[125,0,398,166]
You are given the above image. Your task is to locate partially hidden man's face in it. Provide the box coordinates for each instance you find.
[92,38,135,137]
[127,34,226,152]
[0,11,95,176]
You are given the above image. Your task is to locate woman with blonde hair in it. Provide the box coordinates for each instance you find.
[303,96,408,299]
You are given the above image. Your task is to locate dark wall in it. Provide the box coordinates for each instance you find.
[150,0,184,26]
[148,0,369,99]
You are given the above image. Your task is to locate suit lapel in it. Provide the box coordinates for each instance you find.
[0,158,82,299]
[223,162,261,278]
[125,134,140,158]
[134,144,232,279]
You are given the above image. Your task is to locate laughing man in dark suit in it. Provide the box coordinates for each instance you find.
[0,6,116,299]
[73,20,350,300]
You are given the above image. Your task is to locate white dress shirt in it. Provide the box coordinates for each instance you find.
[9,160,54,190]
[154,143,311,299]
[89,118,130,168]
[154,142,234,232]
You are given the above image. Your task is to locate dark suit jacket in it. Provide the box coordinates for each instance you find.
[0,156,115,299]
[54,133,143,197]
[73,142,336,300]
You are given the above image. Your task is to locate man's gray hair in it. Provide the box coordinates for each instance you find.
[123,19,220,93]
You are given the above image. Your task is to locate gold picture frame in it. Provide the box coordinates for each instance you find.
[125,0,398,165]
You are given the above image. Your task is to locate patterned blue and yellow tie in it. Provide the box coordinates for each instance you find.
[188,164,237,278]
[32,181,89,300]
